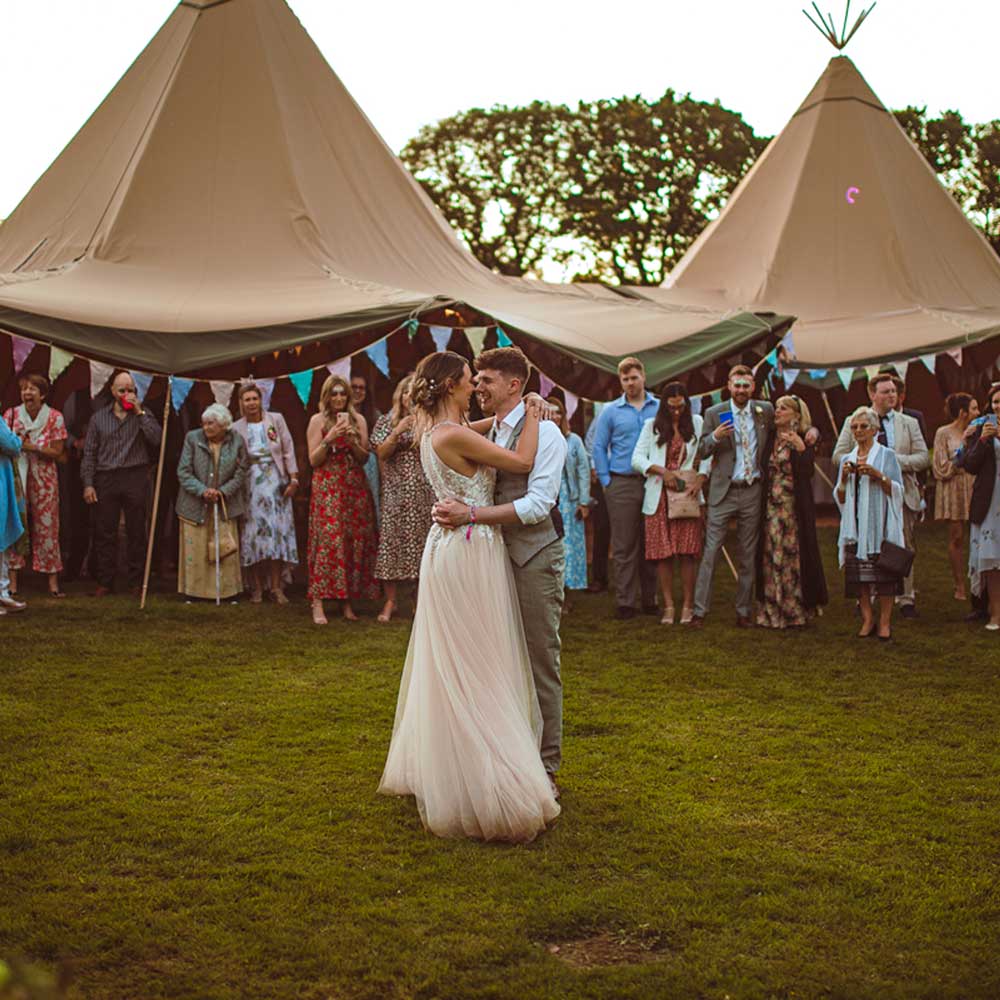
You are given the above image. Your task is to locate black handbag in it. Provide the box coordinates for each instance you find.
[854,468,914,579]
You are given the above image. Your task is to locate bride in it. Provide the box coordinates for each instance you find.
[378,351,560,842]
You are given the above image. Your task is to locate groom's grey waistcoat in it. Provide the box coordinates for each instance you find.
[494,416,559,568]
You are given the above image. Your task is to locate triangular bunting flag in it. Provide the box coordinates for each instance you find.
[690,396,703,416]
[48,347,74,384]
[465,327,488,357]
[90,361,115,398]
[171,377,195,412]
[837,368,855,391]
[327,357,351,380]
[945,347,963,366]
[210,380,235,407]
[11,335,34,374]
[864,364,881,382]
[405,319,419,342]
[539,373,555,398]
[893,360,909,383]
[288,370,314,408]
[130,371,154,403]
[807,369,828,381]
[429,325,452,353]
[780,332,796,358]
[782,368,799,390]
[920,354,936,373]
[565,391,579,421]
[257,378,276,409]
[365,339,390,377]
[495,326,513,348]
[710,389,724,405]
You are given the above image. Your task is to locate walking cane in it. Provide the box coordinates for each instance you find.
[214,500,222,607]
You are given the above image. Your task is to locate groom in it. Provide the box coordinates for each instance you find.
[432,347,567,798]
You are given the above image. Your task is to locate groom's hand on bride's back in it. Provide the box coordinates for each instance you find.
[432,497,469,529]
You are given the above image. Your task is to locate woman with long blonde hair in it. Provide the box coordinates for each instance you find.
[370,374,434,622]
[305,374,378,624]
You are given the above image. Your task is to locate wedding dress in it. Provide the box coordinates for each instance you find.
[378,424,560,842]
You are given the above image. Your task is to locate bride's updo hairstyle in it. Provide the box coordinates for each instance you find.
[411,352,468,437]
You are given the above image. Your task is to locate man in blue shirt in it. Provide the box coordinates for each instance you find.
[591,357,659,618]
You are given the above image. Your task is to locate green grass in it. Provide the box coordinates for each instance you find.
[2,524,999,999]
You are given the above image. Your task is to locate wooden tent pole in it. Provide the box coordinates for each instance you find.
[821,390,839,436]
[140,376,171,610]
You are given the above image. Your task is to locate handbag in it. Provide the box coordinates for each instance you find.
[206,495,239,561]
[853,468,914,579]
[665,468,701,520]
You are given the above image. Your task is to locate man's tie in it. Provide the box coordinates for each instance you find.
[877,416,888,447]
[738,410,753,481]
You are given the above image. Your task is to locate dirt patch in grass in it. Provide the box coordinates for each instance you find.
[545,928,669,969]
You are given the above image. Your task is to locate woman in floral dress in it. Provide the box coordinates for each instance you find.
[306,374,378,624]
[371,375,434,622]
[4,374,68,597]
[233,382,299,604]
[756,395,828,629]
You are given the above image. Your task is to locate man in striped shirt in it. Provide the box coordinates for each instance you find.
[81,371,161,596]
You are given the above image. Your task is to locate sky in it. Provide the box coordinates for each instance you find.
[1,0,998,218]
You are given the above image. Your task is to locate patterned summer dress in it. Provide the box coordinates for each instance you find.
[756,440,807,629]
[4,406,67,574]
[307,435,379,601]
[932,425,974,521]
[371,414,434,581]
[240,421,299,570]
[644,434,704,560]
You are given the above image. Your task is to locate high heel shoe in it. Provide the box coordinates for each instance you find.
[660,606,675,625]
[877,630,892,642]
[377,600,396,623]
[679,607,694,625]
[311,601,328,626]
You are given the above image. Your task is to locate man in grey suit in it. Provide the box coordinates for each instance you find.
[832,373,929,615]
[432,347,567,799]
[689,365,774,628]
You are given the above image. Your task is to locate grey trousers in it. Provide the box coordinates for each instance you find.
[898,507,919,607]
[511,539,565,775]
[693,482,762,619]
[605,475,657,609]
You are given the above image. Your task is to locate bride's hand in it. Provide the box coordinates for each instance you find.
[432,497,470,528]
[523,392,558,422]
[524,397,544,421]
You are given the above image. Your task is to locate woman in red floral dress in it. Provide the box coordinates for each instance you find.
[4,374,68,598]
[306,374,379,624]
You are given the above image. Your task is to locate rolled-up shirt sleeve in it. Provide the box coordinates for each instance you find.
[512,422,567,525]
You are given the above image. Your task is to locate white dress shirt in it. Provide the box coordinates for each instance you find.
[730,400,759,484]
[494,400,567,525]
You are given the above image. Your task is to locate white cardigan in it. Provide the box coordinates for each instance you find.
[631,414,709,515]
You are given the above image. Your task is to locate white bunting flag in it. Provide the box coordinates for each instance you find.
[690,396,703,416]
[920,354,937,373]
[464,327,488,356]
[837,368,854,391]
[782,368,799,390]
[49,347,74,384]
[327,357,351,381]
[256,378,276,409]
[864,364,881,382]
[945,347,963,366]
[90,360,115,398]
[892,360,909,383]
[565,391,579,421]
[210,380,235,407]
[538,373,555,398]
[430,325,452,353]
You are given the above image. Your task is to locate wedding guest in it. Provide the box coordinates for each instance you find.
[583,403,609,593]
[591,357,659,619]
[58,393,97,584]
[351,373,381,524]
[307,374,379,624]
[963,383,1000,631]
[547,394,589,605]
[691,366,774,628]
[755,395,828,629]
[631,382,707,625]
[371,375,434,622]
[4,375,68,598]
[933,393,978,601]
[835,406,905,641]
[232,383,299,604]
[175,403,249,602]
[81,371,162,596]
[833,373,929,617]
[0,420,26,616]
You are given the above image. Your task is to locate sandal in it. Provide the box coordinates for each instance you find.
[311,601,328,626]
[660,606,675,625]
[271,589,289,605]
[679,607,694,625]
[377,600,396,623]
[250,589,263,605]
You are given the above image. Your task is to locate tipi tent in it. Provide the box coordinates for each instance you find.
[0,0,784,383]
[663,55,1000,368]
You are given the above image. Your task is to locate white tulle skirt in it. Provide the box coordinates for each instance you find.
[378,524,560,842]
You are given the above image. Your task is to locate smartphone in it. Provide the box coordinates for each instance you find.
[719,411,735,428]
[986,415,998,426]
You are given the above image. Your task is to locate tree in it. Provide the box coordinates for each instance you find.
[400,102,576,277]
[561,92,767,285]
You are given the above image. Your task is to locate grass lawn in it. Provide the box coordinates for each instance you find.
[2,523,999,1000]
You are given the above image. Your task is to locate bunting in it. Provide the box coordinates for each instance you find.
[429,325,452,353]
[289,370,313,408]
[171,377,195,412]
[893,360,909,383]
[690,396,703,416]
[327,357,351,380]
[565,391,579,421]
[808,369,828,381]
[495,326,513,348]
[945,347,963,366]
[48,347,74,384]
[210,380,235,407]
[365,339,390,377]
[257,378,276,409]
[11,335,34,374]
[837,368,855,391]
[864,364,881,382]
[920,354,937,373]
[405,319,419,342]
[538,373,555,398]
[131,371,154,403]
[90,361,115,398]
[464,326,488,356]
[782,369,799,390]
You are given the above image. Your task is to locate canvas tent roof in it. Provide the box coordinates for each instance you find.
[0,0,784,382]
[663,55,1000,367]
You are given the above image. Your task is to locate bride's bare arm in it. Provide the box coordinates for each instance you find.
[434,406,540,475]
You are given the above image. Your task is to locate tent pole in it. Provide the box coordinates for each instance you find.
[721,544,739,582]
[821,390,839,436]
[140,376,171,611]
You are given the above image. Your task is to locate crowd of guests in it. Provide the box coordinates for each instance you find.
[1,357,999,632]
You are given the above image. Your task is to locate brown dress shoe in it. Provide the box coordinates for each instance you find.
[92,585,112,597]
[686,615,704,629]
[736,615,754,628]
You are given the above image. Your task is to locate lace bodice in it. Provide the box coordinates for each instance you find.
[420,424,496,506]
